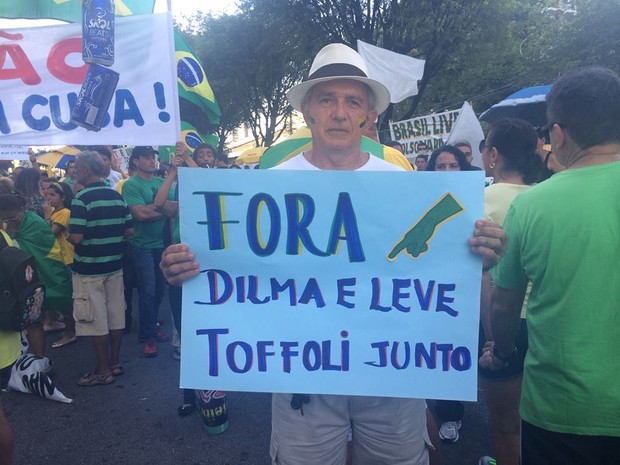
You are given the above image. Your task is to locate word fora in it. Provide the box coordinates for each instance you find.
[194,191,366,262]
[196,270,459,316]
[196,328,471,376]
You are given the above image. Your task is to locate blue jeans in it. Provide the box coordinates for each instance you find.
[128,244,165,342]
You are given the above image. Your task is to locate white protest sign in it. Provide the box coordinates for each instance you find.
[0,13,180,145]
[446,102,486,168]
[389,109,460,159]
[0,145,29,160]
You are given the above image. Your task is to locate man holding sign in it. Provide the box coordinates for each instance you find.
[161,43,505,465]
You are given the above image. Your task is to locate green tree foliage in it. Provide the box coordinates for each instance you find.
[181,0,619,147]
[553,0,620,73]
[178,14,252,152]
[180,0,317,149]
[289,0,495,121]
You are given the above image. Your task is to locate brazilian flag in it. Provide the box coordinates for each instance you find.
[14,211,72,313]
[0,0,155,22]
[260,127,414,171]
[159,121,219,164]
[175,30,222,134]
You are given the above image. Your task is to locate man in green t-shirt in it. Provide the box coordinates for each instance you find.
[482,67,620,463]
[122,146,170,358]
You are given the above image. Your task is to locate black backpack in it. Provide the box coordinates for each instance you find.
[0,241,45,332]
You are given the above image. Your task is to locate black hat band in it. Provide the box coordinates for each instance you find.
[306,63,367,82]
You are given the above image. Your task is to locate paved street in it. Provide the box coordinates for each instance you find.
[5,293,492,465]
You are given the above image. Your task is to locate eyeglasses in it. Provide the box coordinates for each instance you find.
[541,121,565,132]
[541,121,566,139]
[479,140,491,152]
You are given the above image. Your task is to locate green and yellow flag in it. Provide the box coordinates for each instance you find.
[159,121,219,163]
[0,0,155,22]
[175,31,221,131]
[259,127,414,171]
[15,211,72,313]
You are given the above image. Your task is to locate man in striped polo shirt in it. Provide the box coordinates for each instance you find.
[69,152,134,386]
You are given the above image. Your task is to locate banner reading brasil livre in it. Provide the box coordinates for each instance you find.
[179,168,485,400]
[389,109,460,158]
[0,13,180,145]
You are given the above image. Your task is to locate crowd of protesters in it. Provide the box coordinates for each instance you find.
[2,54,620,465]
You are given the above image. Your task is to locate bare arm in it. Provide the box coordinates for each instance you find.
[67,233,83,245]
[129,204,165,222]
[479,271,493,340]
[491,285,526,357]
[153,158,180,217]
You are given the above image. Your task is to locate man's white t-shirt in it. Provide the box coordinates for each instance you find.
[267,151,429,465]
[271,152,405,172]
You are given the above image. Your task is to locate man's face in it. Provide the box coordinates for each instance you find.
[97,152,112,176]
[134,153,158,174]
[457,145,473,164]
[39,181,50,197]
[195,148,215,168]
[415,157,427,171]
[362,122,379,142]
[66,161,76,177]
[302,79,376,153]
[74,160,89,185]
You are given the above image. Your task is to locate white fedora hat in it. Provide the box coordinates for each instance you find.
[286,43,391,114]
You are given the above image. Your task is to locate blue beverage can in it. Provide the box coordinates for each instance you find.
[70,64,119,132]
[195,390,230,435]
[82,0,115,66]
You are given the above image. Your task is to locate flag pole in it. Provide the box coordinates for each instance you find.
[167,0,172,12]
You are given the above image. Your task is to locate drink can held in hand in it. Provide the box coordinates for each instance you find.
[70,64,119,132]
[195,390,229,435]
[82,0,115,66]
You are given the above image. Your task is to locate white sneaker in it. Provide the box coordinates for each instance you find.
[438,420,462,443]
[478,456,496,465]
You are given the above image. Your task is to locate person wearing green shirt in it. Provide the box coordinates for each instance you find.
[482,67,620,464]
[122,146,169,358]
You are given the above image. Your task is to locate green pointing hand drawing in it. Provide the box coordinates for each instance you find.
[388,193,464,260]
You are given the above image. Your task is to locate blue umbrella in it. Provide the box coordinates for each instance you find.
[479,85,552,127]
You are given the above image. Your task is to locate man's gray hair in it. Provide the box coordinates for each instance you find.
[301,81,377,112]
[76,151,106,177]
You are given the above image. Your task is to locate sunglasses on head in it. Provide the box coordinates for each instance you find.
[479,140,491,152]
[538,121,566,142]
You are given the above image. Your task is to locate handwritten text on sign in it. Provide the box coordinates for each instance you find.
[179,169,484,400]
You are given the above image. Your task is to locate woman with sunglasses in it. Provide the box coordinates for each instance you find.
[478,118,542,465]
